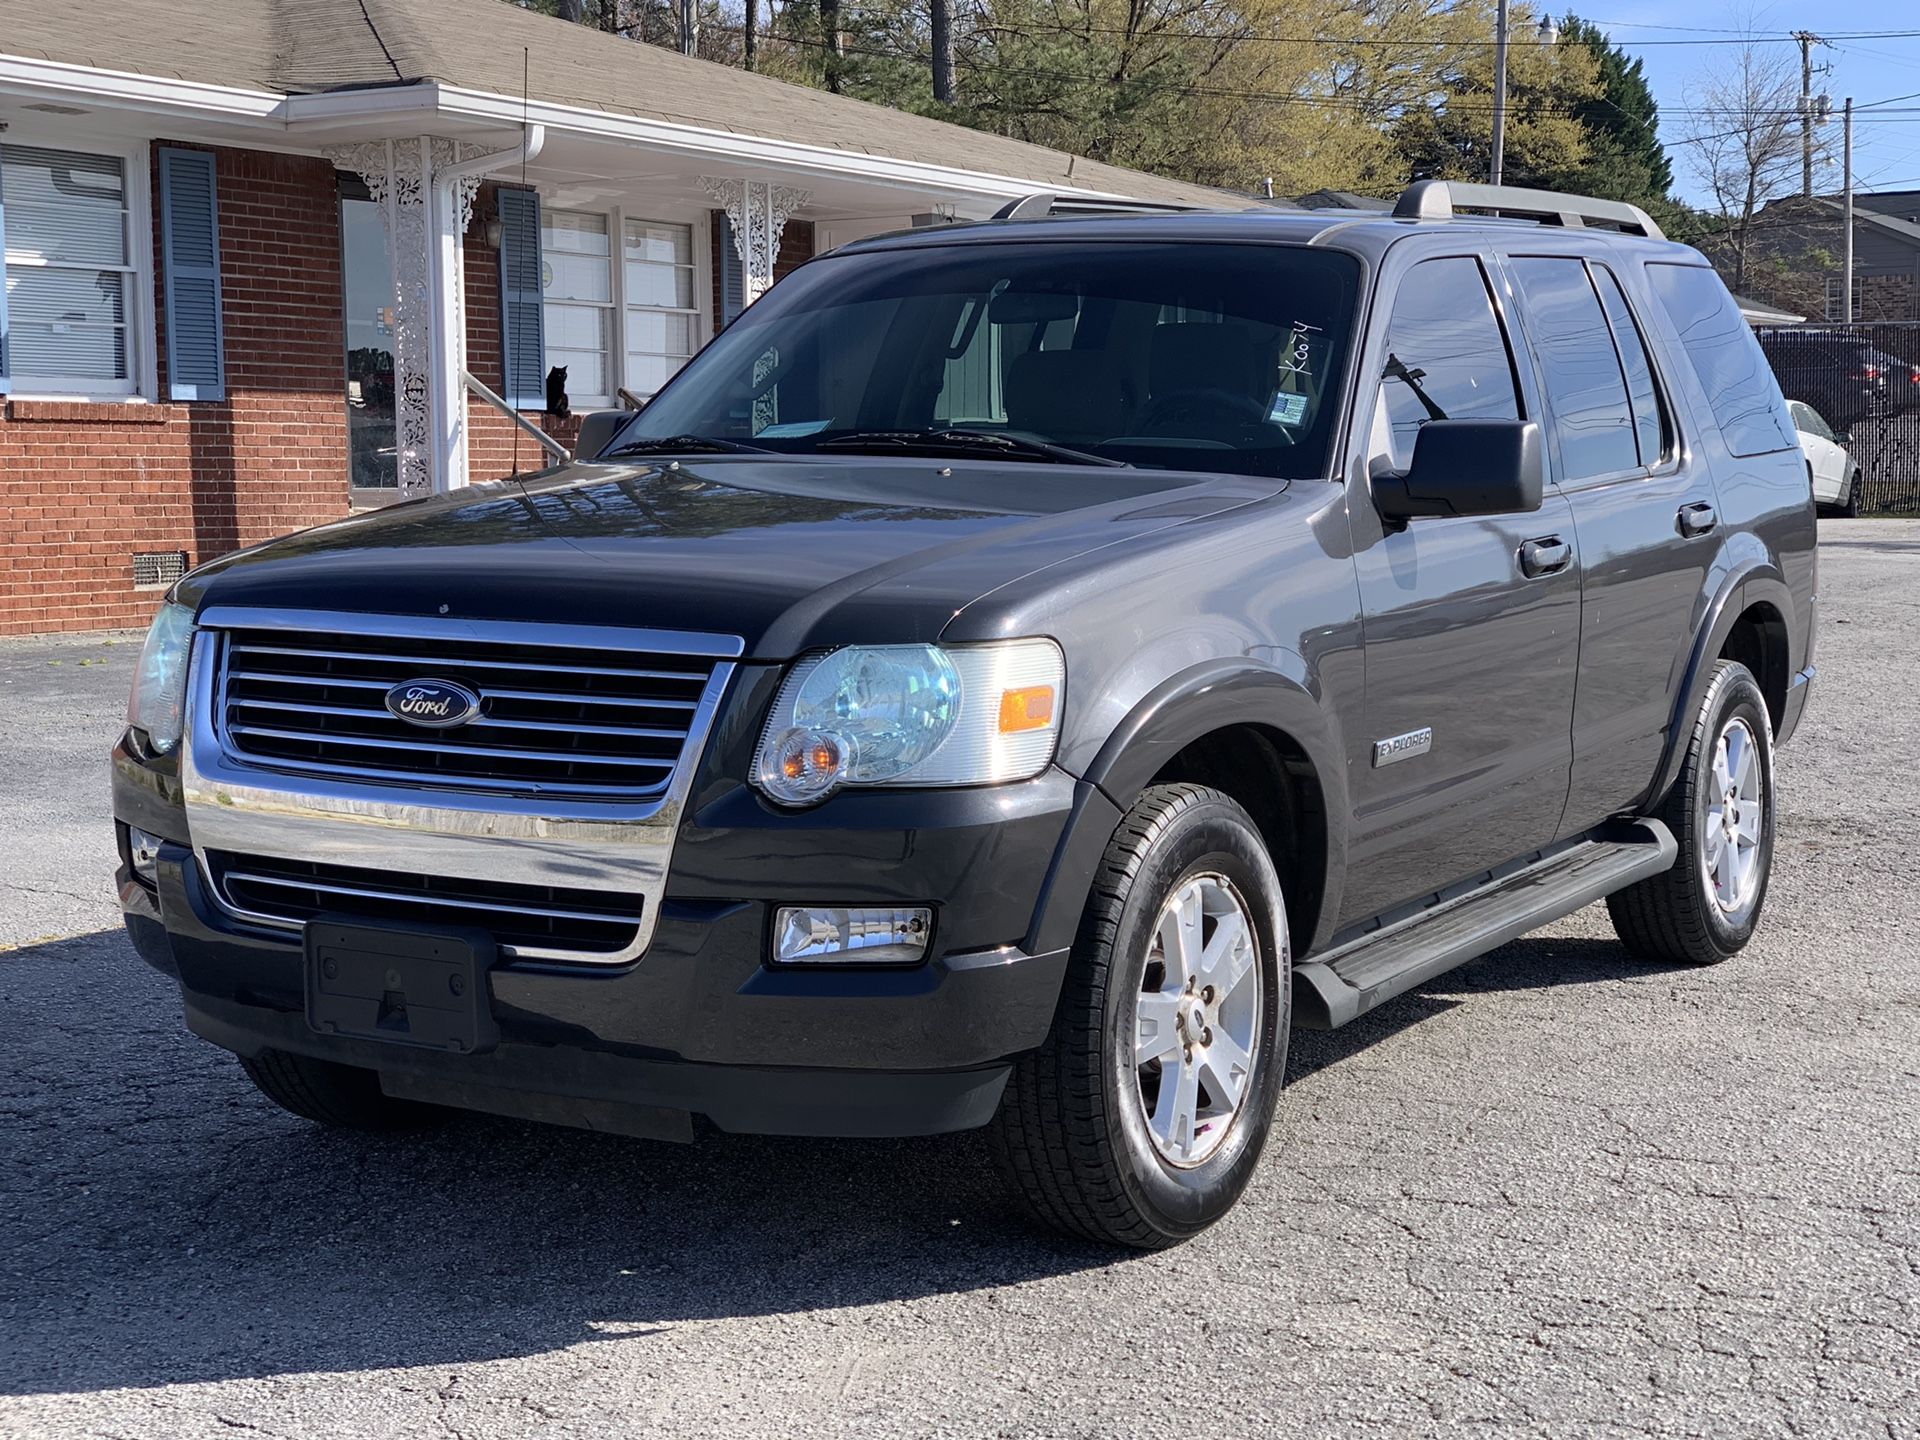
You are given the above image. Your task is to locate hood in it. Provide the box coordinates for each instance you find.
[184,456,1271,656]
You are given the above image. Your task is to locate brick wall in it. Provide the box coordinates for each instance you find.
[0,144,346,636]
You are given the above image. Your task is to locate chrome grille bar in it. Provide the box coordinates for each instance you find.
[207,610,737,801]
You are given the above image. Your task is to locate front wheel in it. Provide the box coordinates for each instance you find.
[1841,467,1863,517]
[1608,660,1775,964]
[989,784,1289,1249]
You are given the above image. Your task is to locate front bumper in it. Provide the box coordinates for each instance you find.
[116,753,1087,1139]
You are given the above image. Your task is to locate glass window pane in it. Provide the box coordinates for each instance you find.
[6,320,126,380]
[624,221,691,264]
[541,209,609,255]
[1648,264,1797,458]
[624,353,675,396]
[0,144,127,271]
[5,266,126,326]
[625,261,693,309]
[544,249,610,305]
[624,309,693,357]
[342,193,397,493]
[1376,257,1519,473]
[1510,257,1639,480]
[1591,265,1669,467]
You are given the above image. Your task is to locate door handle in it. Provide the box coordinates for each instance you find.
[1519,535,1572,578]
[1678,502,1719,537]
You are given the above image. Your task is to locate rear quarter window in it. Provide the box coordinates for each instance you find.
[1646,263,1797,458]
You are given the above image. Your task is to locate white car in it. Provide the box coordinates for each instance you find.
[1789,399,1861,516]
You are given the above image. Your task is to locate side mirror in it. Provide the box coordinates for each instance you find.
[1373,419,1544,522]
[573,409,635,462]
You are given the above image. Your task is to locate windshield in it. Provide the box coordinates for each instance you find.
[616,240,1362,478]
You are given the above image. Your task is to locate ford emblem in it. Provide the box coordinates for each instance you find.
[384,678,482,730]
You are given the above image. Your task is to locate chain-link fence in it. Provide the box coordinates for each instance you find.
[1758,322,1920,514]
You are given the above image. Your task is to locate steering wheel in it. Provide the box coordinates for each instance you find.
[1133,387,1271,434]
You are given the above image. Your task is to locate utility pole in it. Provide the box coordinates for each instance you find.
[679,0,697,55]
[1491,0,1510,186]
[1794,31,1824,197]
[1842,96,1855,322]
[744,0,758,70]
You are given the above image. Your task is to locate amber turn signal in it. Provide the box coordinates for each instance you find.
[998,684,1056,734]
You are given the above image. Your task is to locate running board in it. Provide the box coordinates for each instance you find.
[1292,820,1677,1030]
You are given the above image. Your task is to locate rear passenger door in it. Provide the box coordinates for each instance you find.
[1498,250,1720,834]
[1341,253,1582,925]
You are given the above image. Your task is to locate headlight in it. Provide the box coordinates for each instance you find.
[127,601,196,754]
[754,639,1064,805]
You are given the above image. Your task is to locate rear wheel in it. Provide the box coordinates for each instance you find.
[239,1050,447,1131]
[1608,660,1775,964]
[989,784,1289,1249]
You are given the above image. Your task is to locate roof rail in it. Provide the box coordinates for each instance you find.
[991,192,1202,221]
[1392,180,1665,240]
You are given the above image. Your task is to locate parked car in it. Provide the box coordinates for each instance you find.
[1758,327,1920,431]
[1788,399,1862,516]
[113,181,1816,1249]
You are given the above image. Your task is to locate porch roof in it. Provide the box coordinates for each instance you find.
[4,0,1247,210]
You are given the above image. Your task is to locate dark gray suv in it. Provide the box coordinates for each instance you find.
[113,181,1816,1249]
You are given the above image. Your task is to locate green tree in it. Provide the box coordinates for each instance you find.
[1551,17,1673,206]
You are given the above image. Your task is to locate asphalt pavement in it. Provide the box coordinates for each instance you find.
[2,521,1916,1439]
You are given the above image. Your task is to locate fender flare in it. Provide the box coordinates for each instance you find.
[1025,657,1351,956]
[1648,560,1794,807]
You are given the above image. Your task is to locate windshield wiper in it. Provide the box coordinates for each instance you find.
[815,428,1130,468]
[603,433,773,458]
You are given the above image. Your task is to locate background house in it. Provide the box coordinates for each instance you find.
[0,0,1240,634]
[1723,193,1920,324]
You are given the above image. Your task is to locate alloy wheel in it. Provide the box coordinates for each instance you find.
[1702,716,1765,914]
[1132,873,1263,1168]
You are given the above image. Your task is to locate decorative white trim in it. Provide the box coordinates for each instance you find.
[702,177,811,305]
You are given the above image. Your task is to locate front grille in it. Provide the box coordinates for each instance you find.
[210,620,730,799]
[210,852,644,959]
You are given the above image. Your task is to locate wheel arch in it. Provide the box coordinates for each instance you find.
[1027,658,1350,957]
[1650,563,1795,807]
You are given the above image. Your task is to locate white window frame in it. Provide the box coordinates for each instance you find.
[620,213,704,405]
[535,198,712,412]
[0,126,156,403]
[539,206,618,412]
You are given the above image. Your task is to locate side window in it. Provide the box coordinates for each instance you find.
[1374,256,1520,472]
[1509,256,1639,480]
[1591,264,1670,466]
[1647,263,1798,457]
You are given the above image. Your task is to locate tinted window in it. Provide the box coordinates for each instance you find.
[1374,257,1519,472]
[1592,264,1669,466]
[1510,257,1638,480]
[626,242,1362,479]
[1648,264,1797,457]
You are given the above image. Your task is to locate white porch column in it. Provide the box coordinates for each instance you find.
[701,177,813,305]
[327,136,535,497]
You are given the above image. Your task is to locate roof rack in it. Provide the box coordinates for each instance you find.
[991,192,1203,221]
[1392,180,1664,240]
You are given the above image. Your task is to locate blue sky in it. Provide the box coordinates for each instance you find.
[1582,2,1920,204]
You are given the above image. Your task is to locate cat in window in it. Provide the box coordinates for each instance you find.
[545,366,571,419]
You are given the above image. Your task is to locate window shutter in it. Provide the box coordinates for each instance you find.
[158,147,225,401]
[718,213,745,326]
[497,187,545,411]
[0,150,9,395]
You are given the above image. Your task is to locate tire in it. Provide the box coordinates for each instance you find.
[239,1049,447,1131]
[1607,660,1775,965]
[1841,467,1863,518]
[989,783,1290,1249]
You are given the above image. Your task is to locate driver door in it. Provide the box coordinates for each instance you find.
[1340,254,1581,925]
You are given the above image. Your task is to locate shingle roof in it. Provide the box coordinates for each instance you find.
[6,0,1244,207]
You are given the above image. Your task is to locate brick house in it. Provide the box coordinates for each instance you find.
[1724,193,1920,326]
[0,0,1233,634]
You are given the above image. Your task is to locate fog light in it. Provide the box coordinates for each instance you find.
[774,906,931,965]
[127,826,164,885]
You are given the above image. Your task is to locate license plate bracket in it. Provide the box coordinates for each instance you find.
[305,916,498,1055]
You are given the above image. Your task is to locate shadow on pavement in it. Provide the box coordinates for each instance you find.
[0,930,1121,1398]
